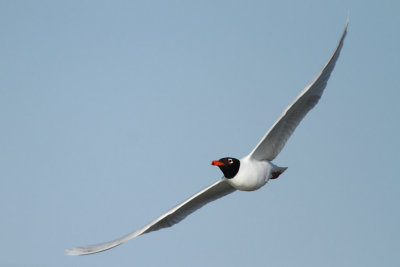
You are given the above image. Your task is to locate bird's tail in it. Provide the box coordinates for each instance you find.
[270,166,287,179]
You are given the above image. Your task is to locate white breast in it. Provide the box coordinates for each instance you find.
[227,156,273,191]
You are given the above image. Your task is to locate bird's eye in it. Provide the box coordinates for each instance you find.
[228,159,233,164]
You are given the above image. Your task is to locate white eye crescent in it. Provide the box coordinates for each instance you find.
[228,159,233,164]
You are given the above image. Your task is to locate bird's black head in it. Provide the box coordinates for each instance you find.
[211,157,240,179]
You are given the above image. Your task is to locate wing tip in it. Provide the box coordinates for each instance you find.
[64,246,110,256]
[64,243,117,256]
[341,13,349,41]
[64,247,85,256]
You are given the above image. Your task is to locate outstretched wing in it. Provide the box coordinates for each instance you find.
[249,20,348,161]
[65,178,235,255]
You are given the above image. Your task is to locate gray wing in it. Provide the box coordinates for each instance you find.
[249,20,348,161]
[65,179,235,255]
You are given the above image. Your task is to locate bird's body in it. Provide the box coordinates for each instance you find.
[65,19,348,256]
[227,156,285,191]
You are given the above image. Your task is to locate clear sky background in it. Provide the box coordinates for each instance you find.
[1,1,399,266]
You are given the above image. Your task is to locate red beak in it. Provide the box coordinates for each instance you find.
[211,160,224,166]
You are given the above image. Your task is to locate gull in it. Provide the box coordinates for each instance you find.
[65,19,348,256]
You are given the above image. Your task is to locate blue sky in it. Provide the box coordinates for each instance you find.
[1,1,399,266]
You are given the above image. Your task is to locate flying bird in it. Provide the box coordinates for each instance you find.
[65,20,348,256]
